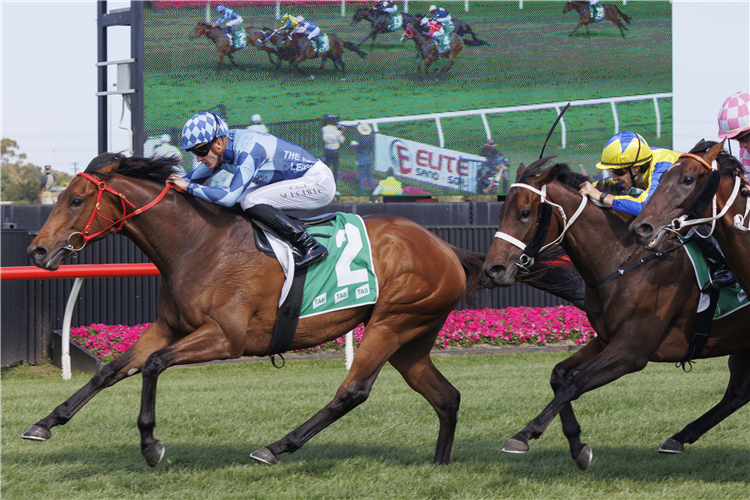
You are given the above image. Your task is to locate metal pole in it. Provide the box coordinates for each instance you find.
[611,101,620,135]
[435,117,445,148]
[131,1,144,156]
[654,97,662,138]
[61,278,85,380]
[345,331,353,369]
[97,1,108,154]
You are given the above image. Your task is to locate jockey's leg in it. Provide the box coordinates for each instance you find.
[239,162,336,268]
[691,227,737,289]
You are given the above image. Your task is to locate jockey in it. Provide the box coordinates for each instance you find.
[292,16,325,52]
[579,130,734,287]
[375,0,398,17]
[717,91,750,175]
[278,13,298,31]
[214,5,243,41]
[428,5,454,34]
[170,112,335,268]
[420,17,445,39]
[588,0,601,17]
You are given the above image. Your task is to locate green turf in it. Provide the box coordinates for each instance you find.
[143,2,672,195]
[3,352,748,499]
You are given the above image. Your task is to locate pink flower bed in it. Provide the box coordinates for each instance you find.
[71,306,594,362]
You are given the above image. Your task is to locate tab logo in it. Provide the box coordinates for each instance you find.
[739,290,747,302]
[355,284,370,300]
[313,293,327,309]
[335,288,349,303]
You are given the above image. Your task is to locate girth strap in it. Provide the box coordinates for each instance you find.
[266,265,308,357]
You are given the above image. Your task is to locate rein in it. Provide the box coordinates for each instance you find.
[65,173,174,253]
[664,154,742,238]
[588,242,684,288]
[494,182,588,268]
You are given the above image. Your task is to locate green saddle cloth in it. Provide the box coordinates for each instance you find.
[388,13,403,31]
[591,5,605,21]
[684,242,749,319]
[300,213,379,318]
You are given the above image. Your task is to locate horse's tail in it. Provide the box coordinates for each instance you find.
[616,6,632,24]
[448,245,487,309]
[343,41,368,59]
[463,37,490,47]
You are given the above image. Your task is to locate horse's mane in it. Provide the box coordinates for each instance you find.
[518,160,625,196]
[687,140,743,176]
[84,153,181,185]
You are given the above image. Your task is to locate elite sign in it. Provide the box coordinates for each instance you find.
[374,134,486,193]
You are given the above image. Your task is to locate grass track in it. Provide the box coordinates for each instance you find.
[3,352,748,499]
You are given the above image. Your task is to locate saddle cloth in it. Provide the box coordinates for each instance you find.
[225,28,247,49]
[684,242,749,319]
[388,13,403,31]
[591,5,606,21]
[314,34,330,54]
[263,212,379,318]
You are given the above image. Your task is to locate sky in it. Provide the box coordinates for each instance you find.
[2,1,749,176]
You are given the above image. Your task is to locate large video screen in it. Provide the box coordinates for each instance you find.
[143,1,672,197]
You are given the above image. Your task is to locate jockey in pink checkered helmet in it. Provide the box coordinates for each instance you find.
[717,91,750,174]
[718,91,750,140]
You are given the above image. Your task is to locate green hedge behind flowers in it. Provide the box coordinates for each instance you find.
[71,307,594,362]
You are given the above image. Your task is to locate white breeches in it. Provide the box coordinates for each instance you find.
[240,161,336,210]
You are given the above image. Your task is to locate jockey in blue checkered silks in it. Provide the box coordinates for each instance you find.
[168,112,335,268]
[214,5,245,48]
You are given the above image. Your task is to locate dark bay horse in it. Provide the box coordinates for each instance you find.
[350,8,417,48]
[403,24,463,74]
[562,1,631,38]
[482,160,750,469]
[190,21,245,68]
[246,27,279,66]
[279,32,366,75]
[631,140,750,295]
[23,153,486,467]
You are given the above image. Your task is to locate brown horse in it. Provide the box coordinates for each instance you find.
[190,21,246,68]
[562,1,631,38]
[246,27,279,66]
[22,153,488,467]
[403,24,463,74]
[351,8,418,48]
[631,140,750,295]
[482,159,750,469]
[279,32,366,75]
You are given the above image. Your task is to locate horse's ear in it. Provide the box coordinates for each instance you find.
[98,162,119,174]
[705,140,725,163]
[516,164,526,181]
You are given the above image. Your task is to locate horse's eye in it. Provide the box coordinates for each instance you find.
[682,176,694,186]
[520,209,531,219]
[70,197,83,207]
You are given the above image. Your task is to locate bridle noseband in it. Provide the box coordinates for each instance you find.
[494,182,588,269]
[64,172,174,254]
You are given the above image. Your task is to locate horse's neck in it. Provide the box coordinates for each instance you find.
[547,182,637,285]
[115,179,249,275]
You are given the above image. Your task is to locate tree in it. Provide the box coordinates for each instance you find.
[1,138,72,205]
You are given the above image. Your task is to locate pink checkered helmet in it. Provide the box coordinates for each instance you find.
[717,91,750,139]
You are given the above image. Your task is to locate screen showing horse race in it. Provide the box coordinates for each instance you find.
[142,0,672,197]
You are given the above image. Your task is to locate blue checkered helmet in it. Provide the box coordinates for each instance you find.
[180,112,229,150]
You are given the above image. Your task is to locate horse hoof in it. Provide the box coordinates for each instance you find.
[501,438,529,454]
[250,447,278,465]
[22,424,51,441]
[574,444,593,470]
[309,75,315,80]
[658,438,684,454]
[143,441,165,467]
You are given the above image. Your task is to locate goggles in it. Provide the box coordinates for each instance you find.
[609,167,629,176]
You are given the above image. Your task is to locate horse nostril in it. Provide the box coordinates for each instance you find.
[485,264,507,280]
[636,223,654,237]
[29,246,48,262]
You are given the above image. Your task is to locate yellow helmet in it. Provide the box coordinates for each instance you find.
[282,13,298,26]
[596,131,653,170]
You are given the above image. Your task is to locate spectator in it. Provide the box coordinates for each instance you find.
[321,114,345,181]
[351,123,375,195]
[477,139,509,194]
[152,134,184,161]
[40,165,56,205]
[247,114,269,134]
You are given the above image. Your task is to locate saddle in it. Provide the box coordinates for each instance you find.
[251,212,336,258]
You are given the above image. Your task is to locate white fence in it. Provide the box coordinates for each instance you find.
[340,93,673,150]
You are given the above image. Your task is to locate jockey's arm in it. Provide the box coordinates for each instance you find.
[187,159,259,208]
[184,163,213,185]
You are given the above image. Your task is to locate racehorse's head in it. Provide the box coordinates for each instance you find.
[190,21,211,39]
[28,154,179,271]
[562,2,574,14]
[351,8,370,25]
[630,140,734,251]
[482,158,565,286]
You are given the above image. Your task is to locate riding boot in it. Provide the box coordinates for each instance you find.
[244,204,328,268]
[691,227,736,290]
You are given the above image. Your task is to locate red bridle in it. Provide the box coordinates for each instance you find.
[74,172,174,243]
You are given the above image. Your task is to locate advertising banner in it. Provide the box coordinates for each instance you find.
[374,134,485,193]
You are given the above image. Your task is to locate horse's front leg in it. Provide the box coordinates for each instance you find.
[569,22,584,37]
[502,333,650,469]
[23,320,174,442]
[138,319,241,467]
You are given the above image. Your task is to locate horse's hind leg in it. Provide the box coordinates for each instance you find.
[137,320,239,467]
[22,321,173,442]
[660,349,750,454]
[388,325,459,465]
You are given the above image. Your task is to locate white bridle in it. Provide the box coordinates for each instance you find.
[664,158,747,237]
[494,182,588,267]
